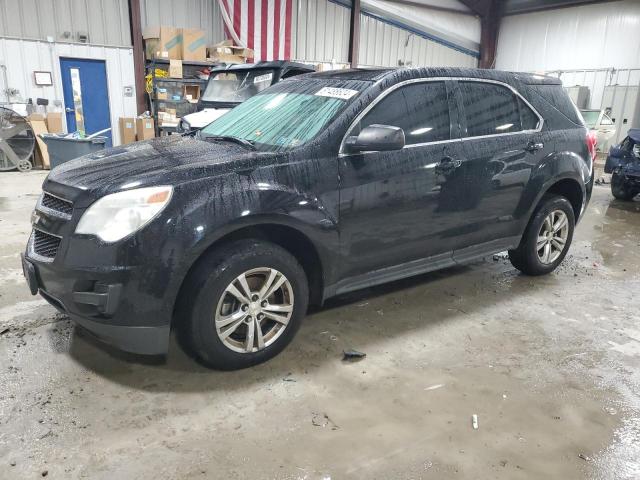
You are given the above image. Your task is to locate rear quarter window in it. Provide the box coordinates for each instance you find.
[528,84,584,127]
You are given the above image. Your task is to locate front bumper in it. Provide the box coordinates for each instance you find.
[22,249,171,356]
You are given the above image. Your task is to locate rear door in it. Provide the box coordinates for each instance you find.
[444,80,545,257]
[338,80,463,278]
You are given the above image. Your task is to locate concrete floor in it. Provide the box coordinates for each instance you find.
[1,171,639,480]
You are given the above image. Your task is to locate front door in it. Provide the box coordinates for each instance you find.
[338,80,462,279]
[60,58,112,147]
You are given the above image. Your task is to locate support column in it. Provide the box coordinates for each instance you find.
[129,0,146,114]
[348,0,361,68]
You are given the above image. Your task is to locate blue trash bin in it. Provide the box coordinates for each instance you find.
[40,134,107,169]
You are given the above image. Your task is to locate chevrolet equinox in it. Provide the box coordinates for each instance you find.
[22,68,595,370]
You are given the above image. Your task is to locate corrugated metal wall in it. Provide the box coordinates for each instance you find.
[293,0,478,68]
[0,0,131,46]
[293,0,351,64]
[496,0,640,72]
[139,0,226,44]
[358,12,477,68]
[0,38,137,145]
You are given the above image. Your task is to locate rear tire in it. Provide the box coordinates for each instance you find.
[611,172,637,201]
[177,239,309,370]
[509,195,575,276]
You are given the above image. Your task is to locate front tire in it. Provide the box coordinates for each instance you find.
[611,172,637,201]
[178,239,309,370]
[509,195,575,276]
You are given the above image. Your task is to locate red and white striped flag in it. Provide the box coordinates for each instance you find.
[217,0,293,62]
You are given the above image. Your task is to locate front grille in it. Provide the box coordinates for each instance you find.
[33,229,61,259]
[41,193,73,216]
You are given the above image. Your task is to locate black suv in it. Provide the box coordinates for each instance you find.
[22,68,594,370]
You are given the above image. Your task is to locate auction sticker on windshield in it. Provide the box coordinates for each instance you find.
[315,87,358,100]
[254,73,273,84]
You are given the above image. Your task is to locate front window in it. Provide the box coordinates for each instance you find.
[352,81,451,145]
[202,82,361,151]
[201,69,276,103]
[580,110,600,128]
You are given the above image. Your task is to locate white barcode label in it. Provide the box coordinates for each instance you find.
[315,87,358,100]
[254,73,273,84]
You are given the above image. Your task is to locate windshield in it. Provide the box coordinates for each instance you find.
[201,69,276,103]
[202,84,360,151]
[580,110,599,128]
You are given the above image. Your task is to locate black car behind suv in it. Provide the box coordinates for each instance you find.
[23,67,594,369]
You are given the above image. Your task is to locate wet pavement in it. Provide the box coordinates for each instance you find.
[1,171,639,479]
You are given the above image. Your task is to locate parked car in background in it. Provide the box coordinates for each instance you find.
[23,68,594,370]
[580,109,616,152]
[177,61,315,133]
[604,128,640,200]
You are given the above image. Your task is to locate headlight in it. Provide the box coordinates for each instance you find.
[75,186,173,242]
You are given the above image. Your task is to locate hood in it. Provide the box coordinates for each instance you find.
[183,108,231,128]
[627,128,640,144]
[44,135,267,205]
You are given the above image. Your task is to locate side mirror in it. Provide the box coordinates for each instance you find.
[345,124,405,153]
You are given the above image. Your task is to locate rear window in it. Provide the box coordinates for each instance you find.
[459,81,538,137]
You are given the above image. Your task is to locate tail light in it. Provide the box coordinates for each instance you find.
[586,130,597,162]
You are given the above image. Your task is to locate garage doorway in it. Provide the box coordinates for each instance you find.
[60,58,112,147]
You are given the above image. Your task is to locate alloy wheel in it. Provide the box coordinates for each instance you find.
[214,267,294,353]
[537,209,569,264]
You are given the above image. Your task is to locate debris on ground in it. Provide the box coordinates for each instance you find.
[283,373,297,382]
[0,327,9,336]
[311,412,339,430]
[424,384,444,391]
[578,453,590,461]
[342,349,366,362]
[472,414,479,430]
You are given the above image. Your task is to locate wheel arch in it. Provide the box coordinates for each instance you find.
[543,177,584,220]
[172,220,327,329]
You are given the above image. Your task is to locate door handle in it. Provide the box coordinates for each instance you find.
[526,141,544,152]
[65,107,75,113]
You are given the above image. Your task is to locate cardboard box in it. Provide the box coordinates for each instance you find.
[206,43,254,64]
[136,117,155,141]
[169,59,183,78]
[142,26,182,60]
[45,112,63,134]
[181,28,207,62]
[156,88,168,100]
[29,117,50,169]
[157,111,178,127]
[119,117,136,144]
[183,84,201,103]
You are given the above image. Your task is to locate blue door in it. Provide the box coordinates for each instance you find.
[60,58,112,147]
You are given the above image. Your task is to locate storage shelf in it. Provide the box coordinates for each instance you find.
[146,57,212,137]
[155,98,192,103]
[146,58,216,67]
[154,78,207,84]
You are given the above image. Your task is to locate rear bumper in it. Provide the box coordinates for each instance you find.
[22,252,171,355]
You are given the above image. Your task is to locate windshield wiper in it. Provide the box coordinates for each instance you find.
[204,135,256,150]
